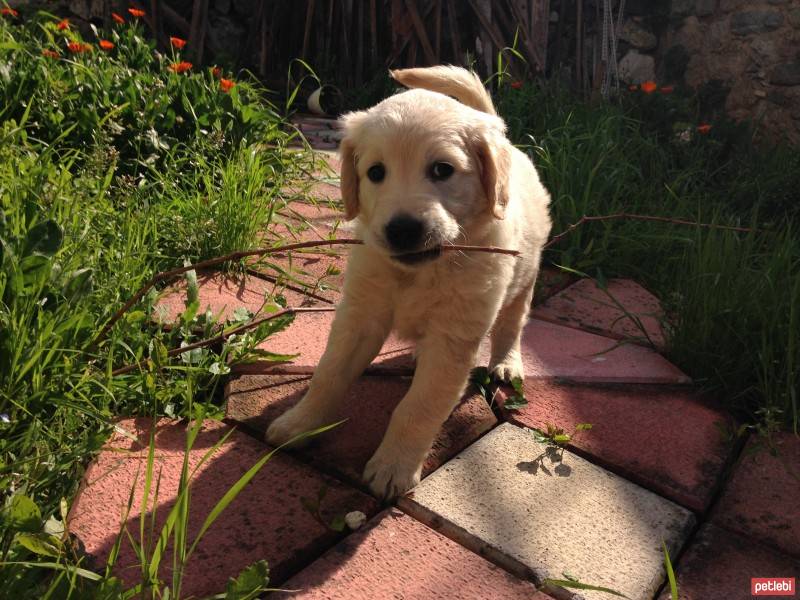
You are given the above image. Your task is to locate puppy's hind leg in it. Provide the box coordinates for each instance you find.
[489,284,534,383]
[265,300,391,447]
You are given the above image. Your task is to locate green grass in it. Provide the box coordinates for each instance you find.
[0,11,319,596]
[496,81,800,433]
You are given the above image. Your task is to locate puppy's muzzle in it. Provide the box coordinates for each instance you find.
[384,214,441,265]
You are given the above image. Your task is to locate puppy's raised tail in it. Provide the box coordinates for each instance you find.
[390,65,496,116]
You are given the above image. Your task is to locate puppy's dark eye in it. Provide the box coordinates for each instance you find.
[429,162,454,181]
[367,163,386,183]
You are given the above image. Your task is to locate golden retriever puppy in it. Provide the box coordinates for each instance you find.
[266,65,551,499]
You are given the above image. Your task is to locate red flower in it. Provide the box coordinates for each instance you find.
[170,36,186,49]
[697,123,712,134]
[168,61,192,73]
[1,7,19,17]
[211,66,221,78]
[99,40,114,51]
[510,80,523,90]
[640,81,657,94]
[660,85,674,94]
[128,7,145,17]
[57,18,70,30]
[219,78,235,93]
[67,41,91,54]
[42,49,60,59]
[112,12,125,24]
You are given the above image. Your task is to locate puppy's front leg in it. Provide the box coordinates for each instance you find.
[363,336,478,499]
[265,299,391,446]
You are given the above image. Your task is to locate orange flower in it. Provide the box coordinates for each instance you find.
[697,123,712,134]
[510,80,522,90]
[1,7,19,17]
[211,66,221,78]
[629,84,638,91]
[219,78,235,93]
[67,41,91,53]
[168,61,192,73]
[640,81,657,94]
[99,40,114,51]
[128,7,145,17]
[42,49,60,59]
[170,36,186,49]
[57,18,70,30]
[112,12,125,24]
[660,85,674,94]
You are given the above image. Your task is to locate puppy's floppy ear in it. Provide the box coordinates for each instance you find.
[339,138,359,220]
[338,110,368,221]
[474,132,512,220]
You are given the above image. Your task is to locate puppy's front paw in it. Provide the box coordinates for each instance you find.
[265,405,317,448]
[363,451,421,500]
[490,355,525,383]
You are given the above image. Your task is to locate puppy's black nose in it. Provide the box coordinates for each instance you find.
[384,214,424,253]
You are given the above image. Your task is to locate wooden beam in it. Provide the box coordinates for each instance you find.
[445,0,461,63]
[301,0,315,60]
[161,2,191,37]
[531,0,550,73]
[403,0,436,65]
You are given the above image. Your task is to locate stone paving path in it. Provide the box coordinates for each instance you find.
[68,116,800,599]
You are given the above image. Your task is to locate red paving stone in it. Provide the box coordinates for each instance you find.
[478,319,690,385]
[711,432,800,557]
[246,309,416,375]
[275,509,548,600]
[494,380,736,512]
[225,374,496,483]
[656,523,800,600]
[155,271,283,323]
[67,418,377,596]
[534,278,666,348]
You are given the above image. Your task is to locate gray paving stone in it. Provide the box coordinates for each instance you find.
[400,423,695,600]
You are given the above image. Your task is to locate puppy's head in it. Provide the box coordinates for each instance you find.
[338,88,511,267]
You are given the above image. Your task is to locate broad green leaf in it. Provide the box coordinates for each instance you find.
[64,268,94,302]
[24,220,63,257]
[4,494,41,532]
[15,255,51,294]
[15,532,62,557]
[224,560,269,600]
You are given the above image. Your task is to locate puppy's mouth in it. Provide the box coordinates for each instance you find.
[391,246,442,265]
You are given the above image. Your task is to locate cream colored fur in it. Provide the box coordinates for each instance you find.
[266,66,552,499]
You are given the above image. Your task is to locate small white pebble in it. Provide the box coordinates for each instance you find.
[344,511,367,530]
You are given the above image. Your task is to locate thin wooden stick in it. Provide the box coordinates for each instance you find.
[93,238,520,347]
[543,212,756,250]
[110,306,336,376]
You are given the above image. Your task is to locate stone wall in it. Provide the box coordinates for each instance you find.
[618,0,800,143]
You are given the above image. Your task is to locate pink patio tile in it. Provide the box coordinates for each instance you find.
[495,380,736,512]
[711,432,800,557]
[250,247,348,305]
[533,278,666,348]
[246,309,415,375]
[67,418,378,596]
[275,509,547,600]
[154,271,281,323]
[478,319,690,385]
[225,374,496,483]
[656,524,800,600]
